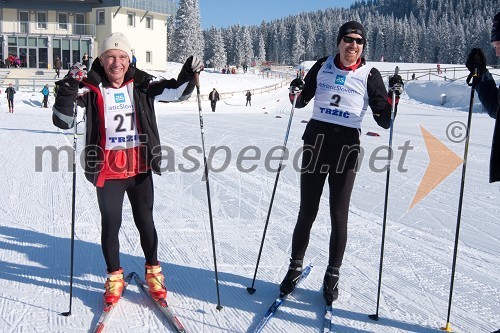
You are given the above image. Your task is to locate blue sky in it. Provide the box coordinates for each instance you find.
[198,0,357,29]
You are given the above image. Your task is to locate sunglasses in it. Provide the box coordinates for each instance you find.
[342,36,365,45]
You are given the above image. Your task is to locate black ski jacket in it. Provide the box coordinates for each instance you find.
[52,60,196,185]
[293,55,394,149]
[475,71,500,183]
[5,87,15,100]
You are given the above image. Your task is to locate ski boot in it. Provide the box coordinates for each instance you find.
[323,266,340,305]
[103,268,125,305]
[145,263,167,301]
[279,259,303,296]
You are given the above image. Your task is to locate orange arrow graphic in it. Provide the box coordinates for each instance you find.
[409,126,463,209]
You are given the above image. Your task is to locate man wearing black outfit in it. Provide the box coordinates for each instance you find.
[279,20,404,305]
[465,11,500,183]
[209,88,220,112]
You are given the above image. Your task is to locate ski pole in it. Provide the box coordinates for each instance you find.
[194,72,223,311]
[440,68,478,332]
[61,102,79,317]
[369,66,399,321]
[247,93,298,295]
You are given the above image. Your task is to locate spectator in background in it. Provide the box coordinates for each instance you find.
[82,53,90,69]
[41,84,50,108]
[54,57,62,79]
[245,90,252,106]
[131,51,137,67]
[209,88,220,112]
[5,56,11,69]
[5,83,16,113]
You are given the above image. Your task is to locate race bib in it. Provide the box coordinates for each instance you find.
[104,86,140,150]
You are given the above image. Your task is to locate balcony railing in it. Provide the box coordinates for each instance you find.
[0,21,96,37]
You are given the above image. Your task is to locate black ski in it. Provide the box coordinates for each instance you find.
[324,305,335,333]
[252,263,312,333]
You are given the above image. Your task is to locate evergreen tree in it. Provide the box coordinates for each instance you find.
[256,32,266,65]
[240,26,254,67]
[303,14,316,60]
[291,16,305,65]
[166,15,175,61]
[204,26,227,70]
[203,0,499,65]
[170,0,204,63]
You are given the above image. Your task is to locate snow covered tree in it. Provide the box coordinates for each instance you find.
[204,26,226,70]
[255,32,266,65]
[170,0,204,63]
[302,14,316,60]
[166,15,175,61]
[240,26,254,67]
[291,16,305,65]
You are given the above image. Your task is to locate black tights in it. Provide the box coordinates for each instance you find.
[291,134,357,268]
[96,172,158,272]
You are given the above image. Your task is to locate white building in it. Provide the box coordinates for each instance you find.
[0,0,176,71]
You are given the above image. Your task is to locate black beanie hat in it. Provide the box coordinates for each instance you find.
[492,12,500,42]
[337,21,366,46]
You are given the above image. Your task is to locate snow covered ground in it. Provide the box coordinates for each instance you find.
[0,62,498,333]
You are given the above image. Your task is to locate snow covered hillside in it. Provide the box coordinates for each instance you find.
[0,63,498,333]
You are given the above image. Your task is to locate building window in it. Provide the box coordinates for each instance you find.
[58,13,68,30]
[19,11,29,33]
[145,16,153,29]
[97,10,105,25]
[75,13,86,35]
[146,51,152,63]
[127,13,135,27]
[37,12,47,29]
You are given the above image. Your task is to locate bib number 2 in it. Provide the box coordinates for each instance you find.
[330,94,341,107]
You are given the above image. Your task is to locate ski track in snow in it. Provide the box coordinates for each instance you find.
[0,73,498,333]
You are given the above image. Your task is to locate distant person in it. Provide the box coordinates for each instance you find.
[54,57,62,79]
[131,51,137,67]
[5,56,11,69]
[5,83,15,113]
[279,20,403,305]
[412,73,416,80]
[465,11,500,183]
[82,52,90,69]
[41,84,50,108]
[245,90,252,106]
[209,88,220,112]
[437,63,442,74]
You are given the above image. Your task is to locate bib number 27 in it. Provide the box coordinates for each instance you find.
[114,112,135,132]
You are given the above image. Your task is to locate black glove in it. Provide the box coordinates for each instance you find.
[465,48,487,75]
[184,56,203,74]
[289,78,304,94]
[388,74,404,96]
